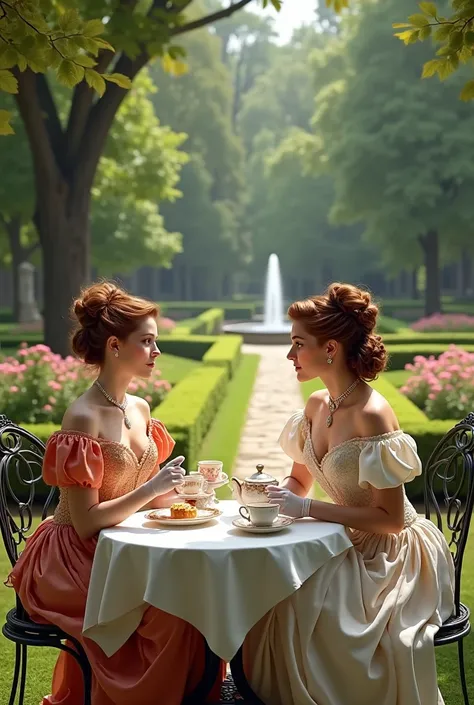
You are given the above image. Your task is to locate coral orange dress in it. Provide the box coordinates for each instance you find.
[9,420,223,705]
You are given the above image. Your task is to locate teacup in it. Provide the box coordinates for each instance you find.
[179,472,207,495]
[198,460,223,483]
[239,503,279,527]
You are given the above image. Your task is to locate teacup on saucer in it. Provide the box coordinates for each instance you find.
[239,502,279,527]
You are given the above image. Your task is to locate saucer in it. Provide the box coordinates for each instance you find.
[204,472,229,490]
[175,490,214,501]
[232,516,294,534]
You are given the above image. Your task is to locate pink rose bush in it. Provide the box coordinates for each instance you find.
[411,313,474,332]
[401,345,474,419]
[0,344,171,424]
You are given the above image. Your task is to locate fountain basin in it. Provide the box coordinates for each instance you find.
[223,321,291,345]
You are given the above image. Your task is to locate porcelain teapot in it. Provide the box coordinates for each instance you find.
[231,464,279,505]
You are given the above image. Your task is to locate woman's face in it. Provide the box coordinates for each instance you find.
[110,316,161,379]
[287,320,336,382]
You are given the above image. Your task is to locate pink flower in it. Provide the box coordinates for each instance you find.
[43,404,53,412]
[9,386,18,393]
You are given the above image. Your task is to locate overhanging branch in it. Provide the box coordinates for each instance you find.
[171,0,255,36]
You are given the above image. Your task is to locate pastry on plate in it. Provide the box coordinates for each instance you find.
[170,502,197,519]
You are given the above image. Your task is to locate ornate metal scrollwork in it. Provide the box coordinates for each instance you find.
[424,412,474,611]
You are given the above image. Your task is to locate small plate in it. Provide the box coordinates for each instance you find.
[175,490,214,501]
[205,472,229,490]
[232,516,294,534]
[145,508,222,527]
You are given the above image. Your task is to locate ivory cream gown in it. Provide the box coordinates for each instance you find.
[243,411,455,705]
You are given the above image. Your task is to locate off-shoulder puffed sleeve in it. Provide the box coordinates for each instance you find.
[43,433,104,489]
[358,432,422,490]
[278,410,307,465]
[150,419,175,464]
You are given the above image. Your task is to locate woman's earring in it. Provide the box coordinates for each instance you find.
[114,350,119,358]
[327,356,333,365]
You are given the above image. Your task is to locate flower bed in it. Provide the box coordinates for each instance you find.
[400,345,474,420]
[411,313,474,332]
[0,344,170,425]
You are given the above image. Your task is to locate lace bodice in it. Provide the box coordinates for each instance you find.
[280,411,420,528]
[42,420,174,526]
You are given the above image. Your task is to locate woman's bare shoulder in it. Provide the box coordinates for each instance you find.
[61,394,100,435]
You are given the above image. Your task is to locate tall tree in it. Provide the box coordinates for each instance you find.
[311,0,474,315]
[0,71,186,316]
[2,0,281,354]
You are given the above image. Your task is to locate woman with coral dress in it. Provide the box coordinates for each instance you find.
[243,283,455,705]
[9,282,223,705]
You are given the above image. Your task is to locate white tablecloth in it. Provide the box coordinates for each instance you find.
[83,500,352,661]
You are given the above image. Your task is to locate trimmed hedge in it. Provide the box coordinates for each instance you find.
[155,365,229,470]
[387,344,474,370]
[383,332,474,345]
[202,335,242,377]
[157,335,215,360]
[160,301,256,321]
[172,308,224,336]
[376,316,414,335]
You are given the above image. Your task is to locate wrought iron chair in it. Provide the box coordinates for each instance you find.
[0,415,92,705]
[424,411,474,705]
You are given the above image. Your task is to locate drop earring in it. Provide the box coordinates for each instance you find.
[114,350,119,358]
[327,356,333,365]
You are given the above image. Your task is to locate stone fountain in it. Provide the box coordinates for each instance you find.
[223,253,291,344]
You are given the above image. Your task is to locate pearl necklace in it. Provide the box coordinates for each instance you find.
[94,380,132,429]
[327,378,360,428]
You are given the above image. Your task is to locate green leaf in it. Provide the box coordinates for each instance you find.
[395,29,418,44]
[83,19,105,38]
[419,25,432,40]
[56,59,85,87]
[0,45,20,70]
[74,54,97,68]
[103,73,133,89]
[460,79,474,100]
[433,24,452,40]
[392,23,412,29]
[407,29,421,44]
[448,30,464,50]
[465,30,474,44]
[421,58,442,77]
[408,13,429,27]
[57,8,83,34]
[93,37,115,53]
[0,69,18,93]
[85,68,106,96]
[419,2,437,17]
[0,109,14,135]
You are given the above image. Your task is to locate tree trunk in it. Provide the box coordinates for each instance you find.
[419,231,441,316]
[5,216,23,322]
[36,189,91,357]
[411,268,419,300]
[460,249,472,298]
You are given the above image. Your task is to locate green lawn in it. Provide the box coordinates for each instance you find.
[200,353,260,499]
[156,353,199,386]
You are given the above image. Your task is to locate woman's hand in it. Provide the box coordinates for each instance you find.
[147,456,186,496]
[266,486,311,519]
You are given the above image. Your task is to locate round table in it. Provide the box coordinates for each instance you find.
[83,500,352,701]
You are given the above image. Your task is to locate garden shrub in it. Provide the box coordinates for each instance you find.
[202,335,242,377]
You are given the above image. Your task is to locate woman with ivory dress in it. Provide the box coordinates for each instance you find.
[242,283,455,705]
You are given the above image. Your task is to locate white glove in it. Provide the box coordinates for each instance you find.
[266,486,312,519]
[147,456,186,496]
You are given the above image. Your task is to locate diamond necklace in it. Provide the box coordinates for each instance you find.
[327,378,360,428]
[94,380,132,429]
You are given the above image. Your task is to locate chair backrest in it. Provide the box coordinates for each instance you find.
[0,414,56,570]
[424,411,474,612]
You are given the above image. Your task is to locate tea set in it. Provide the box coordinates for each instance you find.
[147,461,293,534]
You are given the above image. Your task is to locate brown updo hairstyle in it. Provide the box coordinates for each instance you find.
[288,283,388,381]
[71,281,159,366]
